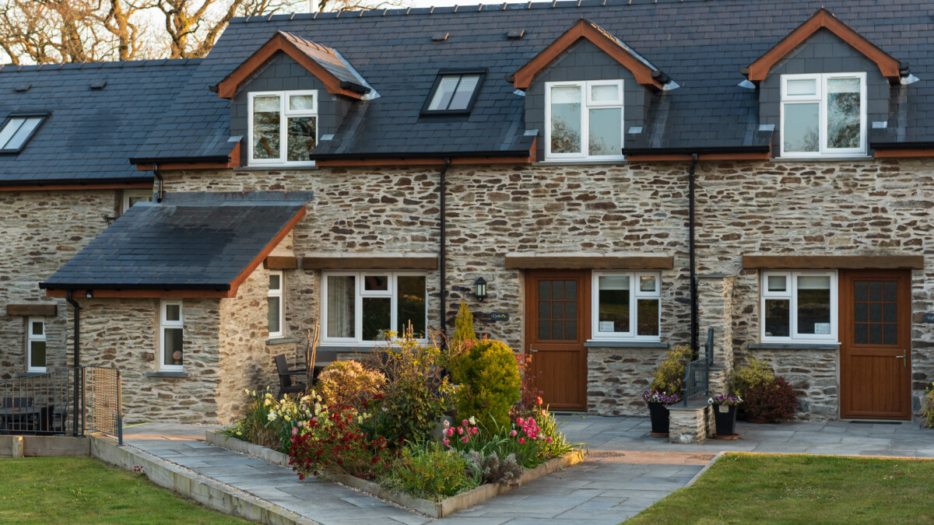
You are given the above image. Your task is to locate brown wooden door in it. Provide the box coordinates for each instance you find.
[840,270,912,420]
[525,270,590,411]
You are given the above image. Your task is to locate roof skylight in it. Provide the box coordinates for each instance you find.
[422,70,485,115]
[0,114,47,154]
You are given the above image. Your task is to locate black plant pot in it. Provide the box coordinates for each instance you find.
[647,401,670,436]
[713,404,738,437]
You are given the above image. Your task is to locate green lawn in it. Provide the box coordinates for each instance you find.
[0,457,254,524]
[626,454,934,525]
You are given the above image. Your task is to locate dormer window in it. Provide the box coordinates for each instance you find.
[249,90,317,166]
[422,70,485,115]
[0,114,47,154]
[780,73,866,157]
[545,80,624,161]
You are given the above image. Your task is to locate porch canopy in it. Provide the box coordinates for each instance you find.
[40,191,311,299]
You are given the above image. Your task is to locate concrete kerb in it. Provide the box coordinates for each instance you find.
[90,435,320,525]
[0,435,90,458]
[683,451,725,488]
[206,430,587,519]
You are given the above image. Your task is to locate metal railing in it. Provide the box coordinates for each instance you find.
[682,328,714,407]
[0,366,122,444]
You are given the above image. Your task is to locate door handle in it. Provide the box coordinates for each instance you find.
[529,347,539,353]
[895,350,907,368]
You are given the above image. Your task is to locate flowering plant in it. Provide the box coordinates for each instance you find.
[709,394,743,406]
[642,390,681,405]
[289,403,390,480]
[172,350,182,360]
[441,417,481,450]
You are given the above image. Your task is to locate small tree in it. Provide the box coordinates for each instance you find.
[451,300,478,350]
[649,344,691,396]
[451,339,521,431]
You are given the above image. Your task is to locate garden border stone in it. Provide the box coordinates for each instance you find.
[205,430,586,518]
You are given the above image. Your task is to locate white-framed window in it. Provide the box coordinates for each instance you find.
[268,271,284,338]
[761,270,838,343]
[122,189,153,214]
[590,271,661,341]
[545,80,624,161]
[160,300,184,371]
[248,90,317,166]
[321,272,428,345]
[26,317,47,373]
[780,73,867,157]
[0,114,46,154]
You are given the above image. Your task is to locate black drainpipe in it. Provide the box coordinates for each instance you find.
[439,158,451,345]
[688,154,699,355]
[66,291,81,437]
[152,163,164,203]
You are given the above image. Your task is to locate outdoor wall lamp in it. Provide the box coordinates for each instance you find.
[85,290,93,299]
[474,277,487,302]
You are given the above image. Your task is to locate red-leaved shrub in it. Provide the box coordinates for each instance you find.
[288,404,391,480]
[744,376,798,422]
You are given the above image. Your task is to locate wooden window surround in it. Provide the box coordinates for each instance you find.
[742,255,923,270]
[505,256,673,270]
[7,304,57,317]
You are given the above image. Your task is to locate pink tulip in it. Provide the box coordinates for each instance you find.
[462,419,469,427]
[518,438,525,444]
[470,427,479,435]
[546,437,553,444]
[509,430,517,437]
[457,427,464,435]
[461,436,469,443]
[443,438,450,446]
[445,427,455,437]
[516,418,525,426]
[292,427,299,436]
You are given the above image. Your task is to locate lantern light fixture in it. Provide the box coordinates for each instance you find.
[474,277,487,302]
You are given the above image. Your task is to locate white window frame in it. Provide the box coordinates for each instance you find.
[247,90,318,167]
[760,270,838,344]
[26,317,46,373]
[544,80,625,162]
[780,73,867,158]
[590,271,662,342]
[159,300,184,372]
[268,270,284,338]
[122,189,153,214]
[321,271,429,346]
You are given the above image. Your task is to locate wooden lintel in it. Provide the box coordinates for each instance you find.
[0,182,152,192]
[45,289,232,299]
[505,256,674,270]
[302,256,439,270]
[264,256,298,270]
[874,149,934,159]
[742,255,924,270]
[6,304,57,316]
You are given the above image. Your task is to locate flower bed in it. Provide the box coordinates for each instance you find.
[221,313,584,513]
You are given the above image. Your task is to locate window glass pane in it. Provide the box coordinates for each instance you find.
[538,281,551,300]
[564,280,576,300]
[591,84,619,103]
[165,304,181,322]
[327,276,355,338]
[550,85,582,154]
[786,79,816,96]
[637,299,659,336]
[5,118,41,150]
[428,77,460,110]
[397,276,426,338]
[164,328,183,366]
[767,275,787,292]
[538,321,551,340]
[364,275,389,291]
[31,321,43,336]
[287,116,316,162]
[448,75,480,110]
[588,108,622,156]
[289,94,315,111]
[269,274,281,291]
[0,118,24,148]
[252,95,280,160]
[564,321,577,340]
[869,323,882,344]
[883,282,897,303]
[30,341,46,368]
[639,275,657,293]
[783,103,819,153]
[827,78,861,149]
[267,297,281,334]
[538,301,551,320]
[797,276,831,335]
[883,324,898,345]
[765,299,790,337]
[362,297,391,341]
[598,276,630,333]
[127,195,151,208]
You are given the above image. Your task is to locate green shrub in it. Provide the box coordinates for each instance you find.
[316,360,385,409]
[451,300,478,351]
[923,383,934,429]
[744,376,798,422]
[380,442,479,501]
[649,344,691,395]
[451,339,521,430]
[731,358,775,396]
[461,450,522,485]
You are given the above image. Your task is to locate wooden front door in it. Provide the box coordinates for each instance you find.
[840,270,912,420]
[525,270,590,411]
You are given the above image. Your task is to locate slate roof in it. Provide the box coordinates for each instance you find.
[131,0,934,161]
[277,31,369,90]
[40,192,309,290]
[0,59,200,184]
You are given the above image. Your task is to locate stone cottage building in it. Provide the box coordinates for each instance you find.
[3,0,934,427]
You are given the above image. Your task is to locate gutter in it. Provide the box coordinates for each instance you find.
[40,282,231,291]
[439,158,451,345]
[870,142,934,151]
[0,177,154,187]
[128,155,232,165]
[621,144,771,156]
[309,149,533,162]
[65,291,80,367]
[688,154,699,354]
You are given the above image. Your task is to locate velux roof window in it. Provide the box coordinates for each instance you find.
[0,114,47,154]
[422,70,485,115]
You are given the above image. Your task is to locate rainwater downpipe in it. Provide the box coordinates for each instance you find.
[66,290,81,436]
[688,153,699,355]
[152,163,164,203]
[439,158,451,345]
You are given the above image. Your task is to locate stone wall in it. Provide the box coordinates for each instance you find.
[0,190,119,380]
[587,347,669,416]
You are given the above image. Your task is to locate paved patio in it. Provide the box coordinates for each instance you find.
[120,416,933,525]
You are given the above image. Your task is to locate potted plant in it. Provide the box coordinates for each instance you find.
[173,350,183,365]
[642,390,681,437]
[643,344,690,438]
[709,394,742,439]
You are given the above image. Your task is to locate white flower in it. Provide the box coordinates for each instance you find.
[267,412,277,422]
[264,399,272,406]
[468,417,477,426]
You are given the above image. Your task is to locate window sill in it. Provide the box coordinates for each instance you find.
[772,156,872,163]
[317,345,380,353]
[146,372,189,378]
[239,165,318,171]
[18,372,47,378]
[266,337,299,346]
[584,340,668,349]
[748,342,840,350]
[536,159,627,166]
